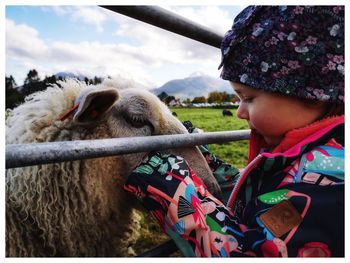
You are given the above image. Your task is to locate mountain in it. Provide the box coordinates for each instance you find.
[151,73,233,99]
[55,72,87,81]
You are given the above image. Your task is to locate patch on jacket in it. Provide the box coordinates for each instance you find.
[260,200,302,237]
[297,144,344,184]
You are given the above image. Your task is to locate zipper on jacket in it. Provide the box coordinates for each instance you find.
[227,154,263,211]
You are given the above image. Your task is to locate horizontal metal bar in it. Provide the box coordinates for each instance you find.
[6,130,250,169]
[100,5,223,48]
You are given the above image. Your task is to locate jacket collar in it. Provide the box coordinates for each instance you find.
[272,115,344,153]
[248,115,344,162]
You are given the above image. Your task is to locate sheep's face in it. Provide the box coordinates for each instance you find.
[73,87,187,136]
[72,84,221,197]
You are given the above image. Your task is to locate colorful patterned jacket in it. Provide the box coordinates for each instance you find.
[124,115,344,257]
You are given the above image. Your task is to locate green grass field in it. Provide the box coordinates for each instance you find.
[173,107,249,167]
[134,108,250,256]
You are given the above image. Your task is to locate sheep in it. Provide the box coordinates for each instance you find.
[222,109,233,116]
[5,78,221,257]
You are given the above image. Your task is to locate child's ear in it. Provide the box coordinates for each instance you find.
[73,89,119,125]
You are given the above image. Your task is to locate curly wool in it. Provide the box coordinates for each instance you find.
[6,80,141,256]
[6,78,220,257]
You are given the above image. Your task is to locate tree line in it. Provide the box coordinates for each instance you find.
[6,69,239,110]
[157,91,239,105]
[5,69,103,109]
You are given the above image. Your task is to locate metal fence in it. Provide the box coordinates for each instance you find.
[100,6,224,48]
[6,6,248,257]
[6,130,250,169]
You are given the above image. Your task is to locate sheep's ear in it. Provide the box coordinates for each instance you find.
[73,88,119,124]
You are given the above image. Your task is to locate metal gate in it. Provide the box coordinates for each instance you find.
[6,5,248,257]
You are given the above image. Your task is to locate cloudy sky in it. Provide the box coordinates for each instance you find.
[5,4,245,88]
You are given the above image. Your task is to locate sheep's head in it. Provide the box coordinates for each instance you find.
[71,81,221,197]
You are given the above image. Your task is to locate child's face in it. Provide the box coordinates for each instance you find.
[231,82,328,146]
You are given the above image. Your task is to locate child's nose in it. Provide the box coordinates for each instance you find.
[236,103,248,120]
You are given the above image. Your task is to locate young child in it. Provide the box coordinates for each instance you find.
[124,6,344,257]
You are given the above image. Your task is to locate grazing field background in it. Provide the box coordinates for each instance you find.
[134,107,249,256]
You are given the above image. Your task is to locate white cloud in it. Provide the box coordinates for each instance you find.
[6,19,49,59]
[6,6,245,87]
[42,6,71,17]
[112,12,220,65]
[42,6,108,32]
[71,6,107,32]
[109,5,244,66]
[163,6,234,35]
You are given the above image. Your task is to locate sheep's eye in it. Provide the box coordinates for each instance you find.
[123,113,154,131]
[129,115,147,128]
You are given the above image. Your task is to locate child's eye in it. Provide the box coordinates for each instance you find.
[242,97,253,103]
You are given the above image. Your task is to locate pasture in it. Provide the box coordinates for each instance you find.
[135,107,249,255]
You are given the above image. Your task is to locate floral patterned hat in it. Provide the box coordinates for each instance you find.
[219,6,344,103]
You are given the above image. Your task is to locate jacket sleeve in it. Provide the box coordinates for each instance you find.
[182,120,241,202]
[124,152,269,257]
[197,145,240,203]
